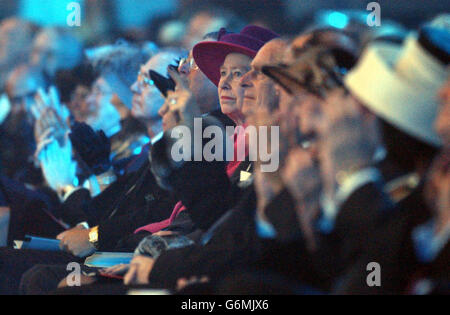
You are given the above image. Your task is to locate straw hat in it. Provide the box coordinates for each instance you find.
[345,26,449,146]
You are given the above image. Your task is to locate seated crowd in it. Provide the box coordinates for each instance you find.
[0,9,448,295]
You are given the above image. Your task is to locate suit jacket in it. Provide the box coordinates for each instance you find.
[0,174,65,244]
[255,180,395,292]
[0,112,38,184]
[333,187,449,294]
[97,161,177,251]
[57,156,177,251]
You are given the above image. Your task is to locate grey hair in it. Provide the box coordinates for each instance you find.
[86,40,153,87]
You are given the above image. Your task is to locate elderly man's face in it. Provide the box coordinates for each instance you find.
[240,40,287,118]
[436,77,450,146]
[179,49,219,114]
[131,53,169,121]
[85,77,121,136]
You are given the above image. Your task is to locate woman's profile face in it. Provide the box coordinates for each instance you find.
[218,53,252,116]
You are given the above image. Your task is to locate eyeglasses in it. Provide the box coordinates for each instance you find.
[179,57,199,72]
[138,71,155,87]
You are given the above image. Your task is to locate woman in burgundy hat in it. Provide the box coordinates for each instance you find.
[116,26,280,287]
[191,25,279,176]
[115,25,280,289]
[193,25,279,125]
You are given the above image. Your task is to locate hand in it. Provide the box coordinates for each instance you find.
[58,274,97,289]
[31,86,70,121]
[34,107,67,146]
[282,148,321,209]
[251,104,304,167]
[123,255,155,286]
[57,226,96,258]
[176,276,209,291]
[38,135,78,192]
[69,121,111,175]
[317,88,380,195]
[253,167,284,220]
[250,107,297,213]
[165,66,201,123]
[101,263,130,276]
[152,230,178,237]
[281,147,321,251]
[255,78,280,113]
[32,87,70,146]
[35,127,56,159]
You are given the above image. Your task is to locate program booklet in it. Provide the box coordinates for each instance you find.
[84,252,134,268]
[14,235,61,251]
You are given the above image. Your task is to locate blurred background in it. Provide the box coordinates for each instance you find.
[0,0,447,47]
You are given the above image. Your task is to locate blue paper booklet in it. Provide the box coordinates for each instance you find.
[84,252,134,268]
[13,236,133,268]
[14,235,61,251]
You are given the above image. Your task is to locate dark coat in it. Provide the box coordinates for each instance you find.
[147,184,257,289]
[334,187,449,294]
[0,174,64,244]
[253,180,395,292]
[72,160,177,251]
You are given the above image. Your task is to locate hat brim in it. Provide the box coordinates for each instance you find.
[262,65,308,95]
[262,46,351,98]
[193,41,257,86]
[345,42,443,147]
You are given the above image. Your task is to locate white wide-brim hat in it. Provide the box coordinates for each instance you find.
[345,33,448,147]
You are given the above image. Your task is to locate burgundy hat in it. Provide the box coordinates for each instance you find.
[193,25,279,86]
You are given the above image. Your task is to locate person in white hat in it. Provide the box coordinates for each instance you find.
[325,24,449,294]
[313,23,448,214]
[334,23,449,201]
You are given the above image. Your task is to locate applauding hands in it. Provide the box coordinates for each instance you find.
[31,86,79,194]
[32,86,70,147]
[37,133,77,193]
